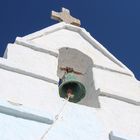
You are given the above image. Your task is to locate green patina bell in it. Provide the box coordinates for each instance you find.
[59,73,86,102]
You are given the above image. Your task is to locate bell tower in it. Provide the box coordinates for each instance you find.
[0,7,139,140]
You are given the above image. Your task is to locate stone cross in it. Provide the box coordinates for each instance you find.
[51,8,81,26]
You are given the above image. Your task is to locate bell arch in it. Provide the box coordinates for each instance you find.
[57,47,100,108]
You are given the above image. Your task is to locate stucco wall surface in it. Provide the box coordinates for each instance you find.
[3,44,58,82]
[93,68,140,102]
[30,29,130,75]
[0,23,140,140]
[0,68,63,115]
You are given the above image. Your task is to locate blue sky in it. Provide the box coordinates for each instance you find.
[0,0,140,80]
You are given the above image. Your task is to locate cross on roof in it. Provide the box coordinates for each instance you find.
[51,8,81,26]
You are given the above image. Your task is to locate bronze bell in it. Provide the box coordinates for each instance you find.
[59,73,86,102]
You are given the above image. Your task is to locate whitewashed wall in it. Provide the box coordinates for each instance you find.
[0,22,139,139]
[30,29,132,75]
[5,44,58,82]
[0,68,63,115]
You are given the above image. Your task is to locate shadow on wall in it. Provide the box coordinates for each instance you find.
[57,47,100,108]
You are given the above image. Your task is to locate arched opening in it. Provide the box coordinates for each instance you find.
[57,47,100,108]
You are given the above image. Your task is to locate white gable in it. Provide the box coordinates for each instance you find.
[1,22,139,105]
[0,22,140,140]
[15,22,134,77]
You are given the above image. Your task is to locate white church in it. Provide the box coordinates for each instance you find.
[0,8,140,140]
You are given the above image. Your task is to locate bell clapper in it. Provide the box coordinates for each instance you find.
[65,88,75,100]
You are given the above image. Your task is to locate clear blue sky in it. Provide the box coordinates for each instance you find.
[0,0,140,80]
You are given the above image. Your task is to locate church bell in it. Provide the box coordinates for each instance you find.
[59,73,86,102]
